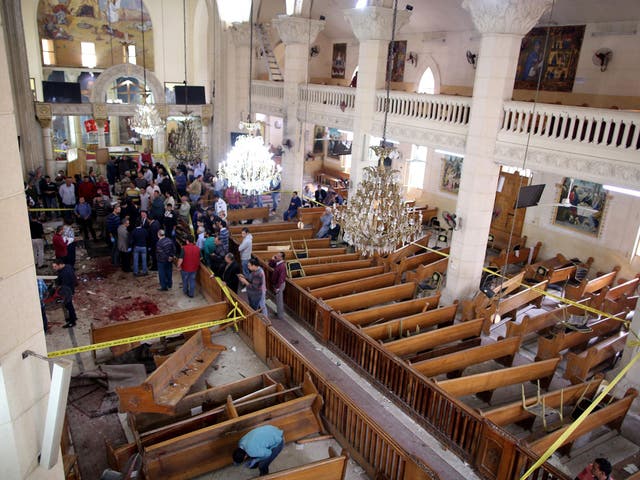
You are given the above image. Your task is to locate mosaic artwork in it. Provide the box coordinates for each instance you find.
[440,154,463,194]
[386,40,407,83]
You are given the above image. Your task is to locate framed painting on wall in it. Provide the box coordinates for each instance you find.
[553,177,608,237]
[514,25,585,92]
[386,40,407,82]
[331,43,347,79]
[440,154,463,194]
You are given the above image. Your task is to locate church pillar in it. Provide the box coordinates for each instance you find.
[35,103,56,177]
[229,22,252,131]
[0,6,63,479]
[272,15,324,196]
[443,0,552,303]
[95,120,107,149]
[343,6,410,192]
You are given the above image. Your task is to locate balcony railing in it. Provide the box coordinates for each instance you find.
[376,91,472,126]
[501,101,640,152]
[299,84,356,110]
[251,80,284,100]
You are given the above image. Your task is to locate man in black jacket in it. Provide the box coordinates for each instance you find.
[130,221,149,276]
[156,229,176,291]
[53,258,78,328]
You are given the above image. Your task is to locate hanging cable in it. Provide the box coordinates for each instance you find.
[381,0,399,145]
[248,0,254,122]
[141,0,147,97]
[183,0,190,111]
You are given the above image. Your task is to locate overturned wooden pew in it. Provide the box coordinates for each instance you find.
[436,358,560,403]
[564,330,629,384]
[142,374,325,479]
[527,388,638,456]
[261,447,348,480]
[412,337,521,379]
[343,295,441,327]
[117,329,226,414]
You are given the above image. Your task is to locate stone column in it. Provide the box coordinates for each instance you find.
[343,6,410,192]
[229,22,252,131]
[443,0,552,303]
[201,104,213,166]
[109,115,119,146]
[93,103,108,149]
[272,15,324,195]
[0,6,63,479]
[35,104,56,176]
[95,120,107,148]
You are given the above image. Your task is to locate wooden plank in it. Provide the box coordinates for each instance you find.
[291,266,385,290]
[528,389,638,455]
[384,318,483,357]
[437,358,560,398]
[143,393,324,480]
[311,272,396,300]
[325,283,416,314]
[260,451,347,479]
[481,379,602,427]
[412,337,522,378]
[362,303,458,341]
[117,330,226,414]
[302,260,374,276]
[343,295,440,327]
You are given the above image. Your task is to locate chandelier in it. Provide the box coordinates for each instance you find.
[129,1,164,139]
[335,165,421,256]
[218,135,280,195]
[169,118,202,162]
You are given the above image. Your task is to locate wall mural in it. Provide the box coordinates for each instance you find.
[386,40,407,83]
[514,25,585,92]
[440,154,463,194]
[331,43,346,79]
[37,0,154,70]
[553,177,608,237]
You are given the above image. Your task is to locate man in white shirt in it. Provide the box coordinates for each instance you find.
[59,177,76,221]
[212,193,227,220]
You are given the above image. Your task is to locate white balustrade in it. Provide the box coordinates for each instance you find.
[299,84,356,110]
[251,80,284,100]
[375,91,472,126]
[501,101,640,151]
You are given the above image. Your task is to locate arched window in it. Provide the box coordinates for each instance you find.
[418,68,435,94]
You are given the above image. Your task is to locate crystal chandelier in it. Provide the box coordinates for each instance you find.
[335,165,421,256]
[169,118,202,162]
[218,0,279,195]
[335,0,420,256]
[218,134,280,195]
[129,1,164,139]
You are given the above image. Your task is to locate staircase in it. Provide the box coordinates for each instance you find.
[257,24,284,82]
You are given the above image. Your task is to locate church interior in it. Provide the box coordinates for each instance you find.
[1,0,640,479]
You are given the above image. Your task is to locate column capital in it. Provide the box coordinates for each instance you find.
[462,0,552,35]
[272,15,325,46]
[93,103,108,121]
[229,22,251,46]
[343,7,411,42]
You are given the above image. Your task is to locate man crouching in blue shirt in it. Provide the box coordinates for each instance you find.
[232,425,284,476]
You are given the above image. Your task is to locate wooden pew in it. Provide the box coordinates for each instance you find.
[298,207,331,233]
[310,272,396,300]
[495,280,548,320]
[536,314,625,361]
[460,271,526,322]
[301,259,375,276]
[253,248,347,261]
[527,388,638,456]
[324,283,417,314]
[437,358,560,401]
[596,274,640,314]
[252,238,331,251]
[142,374,324,480]
[524,253,572,280]
[294,253,362,266]
[384,318,484,358]
[290,266,385,290]
[90,302,229,356]
[261,447,348,480]
[117,330,226,414]
[414,205,438,225]
[384,234,431,268]
[488,228,527,252]
[564,331,629,384]
[238,228,314,244]
[226,206,269,224]
[502,300,587,340]
[564,266,620,301]
[394,246,447,281]
[130,367,290,434]
[489,242,542,269]
[481,378,602,429]
[405,256,449,285]
[362,302,458,341]
[412,337,522,378]
[229,222,298,235]
[343,294,440,327]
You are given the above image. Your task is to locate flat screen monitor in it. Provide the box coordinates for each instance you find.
[516,184,546,208]
[175,85,206,105]
[42,81,82,103]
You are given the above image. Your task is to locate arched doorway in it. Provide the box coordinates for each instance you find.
[416,56,441,95]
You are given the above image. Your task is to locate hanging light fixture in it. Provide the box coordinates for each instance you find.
[335,0,421,256]
[218,0,280,195]
[129,1,164,138]
[169,0,203,163]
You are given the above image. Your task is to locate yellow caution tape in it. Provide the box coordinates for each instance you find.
[28,208,74,211]
[47,315,245,358]
[520,349,640,479]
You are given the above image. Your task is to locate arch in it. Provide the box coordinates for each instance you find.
[416,55,441,95]
[90,63,164,104]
